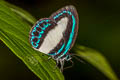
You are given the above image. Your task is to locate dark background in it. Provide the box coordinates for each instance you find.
[0,0,120,80]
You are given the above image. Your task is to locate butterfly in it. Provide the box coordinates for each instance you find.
[29,5,79,71]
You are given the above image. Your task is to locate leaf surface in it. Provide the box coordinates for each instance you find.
[74,45,118,80]
[0,1,64,80]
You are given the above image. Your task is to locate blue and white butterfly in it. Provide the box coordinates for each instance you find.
[29,5,79,71]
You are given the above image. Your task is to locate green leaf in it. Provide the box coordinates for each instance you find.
[3,1,36,24]
[0,1,64,80]
[74,45,119,80]
[0,1,119,80]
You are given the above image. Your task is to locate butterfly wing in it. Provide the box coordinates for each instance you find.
[60,6,79,51]
[29,6,79,57]
[49,6,79,58]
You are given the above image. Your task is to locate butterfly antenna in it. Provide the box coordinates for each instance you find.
[71,54,85,64]
[60,60,65,72]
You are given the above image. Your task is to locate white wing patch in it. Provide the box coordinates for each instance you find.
[38,17,68,54]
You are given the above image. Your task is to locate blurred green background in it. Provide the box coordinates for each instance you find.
[0,0,120,80]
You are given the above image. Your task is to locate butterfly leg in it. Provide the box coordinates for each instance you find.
[63,59,74,70]
[48,56,52,60]
[59,59,65,72]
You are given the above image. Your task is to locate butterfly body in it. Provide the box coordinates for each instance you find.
[29,5,79,70]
